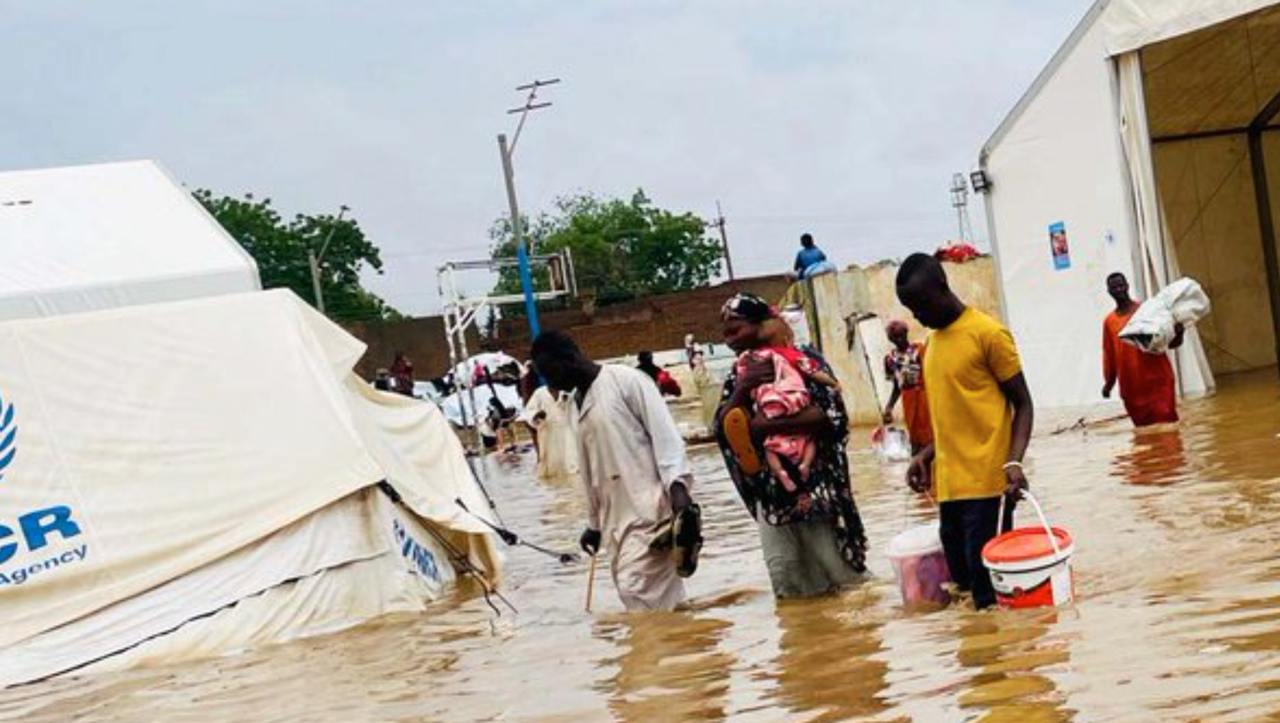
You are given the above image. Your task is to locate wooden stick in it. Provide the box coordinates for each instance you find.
[584,554,598,613]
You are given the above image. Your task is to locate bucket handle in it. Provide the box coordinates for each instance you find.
[998,489,1064,560]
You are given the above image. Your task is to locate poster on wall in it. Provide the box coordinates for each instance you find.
[1048,221,1071,270]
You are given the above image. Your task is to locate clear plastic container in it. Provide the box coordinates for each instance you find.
[886,524,952,606]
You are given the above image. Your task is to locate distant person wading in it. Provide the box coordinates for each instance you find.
[1102,272,1183,427]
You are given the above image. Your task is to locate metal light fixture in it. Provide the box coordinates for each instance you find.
[970,169,991,194]
[950,173,969,209]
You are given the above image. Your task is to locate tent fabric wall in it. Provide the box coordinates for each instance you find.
[0,290,498,681]
[0,290,383,651]
[981,15,1142,409]
[86,505,449,678]
[0,489,460,686]
[0,160,260,322]
[1152,134,1280,373]
[1116,53,1215,395]
[342,376,500,577]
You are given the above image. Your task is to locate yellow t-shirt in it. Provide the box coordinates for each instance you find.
[923,308,1022,502]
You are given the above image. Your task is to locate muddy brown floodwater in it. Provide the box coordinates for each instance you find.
[3,372,1280,721]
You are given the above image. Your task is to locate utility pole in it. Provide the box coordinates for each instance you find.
[500,77,560,339]
[308,204,349,316]
[713,200,736,282]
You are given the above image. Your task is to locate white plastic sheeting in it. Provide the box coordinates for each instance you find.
[0,290,497,685]
[0,160,260,321]
[442,383,524,429]
[1120,278,1212,353]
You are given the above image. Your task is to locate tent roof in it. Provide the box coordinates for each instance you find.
[983,0,1280,159]
[1104,0,1280,55]
[1142,4,1280,138]
[0,160,259,321]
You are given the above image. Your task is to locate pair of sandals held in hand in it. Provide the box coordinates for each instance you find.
[649,504,703,578]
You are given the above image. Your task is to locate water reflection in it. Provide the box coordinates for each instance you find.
[4,371,1280,721]
[954,611,1072,722]
[765,591,890,721]
[1112,428,1187,486]
[600,613,733,721]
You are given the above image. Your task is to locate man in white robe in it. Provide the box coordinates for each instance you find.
[531,330,699,612]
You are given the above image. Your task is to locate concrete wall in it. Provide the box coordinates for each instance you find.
[810,257,1000,424]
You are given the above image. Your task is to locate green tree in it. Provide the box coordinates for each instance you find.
[194,190,401,322]
[490,190,723,305]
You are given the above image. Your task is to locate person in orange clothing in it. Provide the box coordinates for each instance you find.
[881,320,933,454]
[1102,272,1185,427]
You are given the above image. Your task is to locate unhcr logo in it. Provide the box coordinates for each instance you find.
[0,389,89,586]
[0,392,14,482]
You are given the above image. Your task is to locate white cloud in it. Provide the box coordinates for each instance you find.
[0,0,1093,314]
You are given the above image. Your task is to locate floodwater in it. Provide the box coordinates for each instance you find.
[4,371,1280,722]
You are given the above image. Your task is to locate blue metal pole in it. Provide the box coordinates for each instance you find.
[517,243,541,338]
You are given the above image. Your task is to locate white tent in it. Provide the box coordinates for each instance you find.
[979,0,1280,409]
[0,290,500,686]
[0,160,260,321]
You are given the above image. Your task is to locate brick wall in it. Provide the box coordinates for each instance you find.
[345,274,793,379]
[344,315,481,380]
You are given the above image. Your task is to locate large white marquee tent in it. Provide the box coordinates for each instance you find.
[979,0,1280,408]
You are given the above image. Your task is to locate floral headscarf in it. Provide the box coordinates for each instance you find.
[720,292,777,324]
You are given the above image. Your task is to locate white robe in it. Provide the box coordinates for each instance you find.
[524,386,579,481]
[575,365,694,611]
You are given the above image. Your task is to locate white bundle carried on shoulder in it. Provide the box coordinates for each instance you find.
[1119,277,1211,354]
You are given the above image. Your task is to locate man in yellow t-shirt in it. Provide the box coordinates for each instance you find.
[895,253,1035,609]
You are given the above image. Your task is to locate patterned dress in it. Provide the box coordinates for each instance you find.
[717,346,868,572]
[885,342,933,448]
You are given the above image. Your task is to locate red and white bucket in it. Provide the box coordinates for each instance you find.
[981,492,1075,609]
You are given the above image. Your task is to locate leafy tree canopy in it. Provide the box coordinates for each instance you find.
[194,190,401,322]
[490,190,722,305]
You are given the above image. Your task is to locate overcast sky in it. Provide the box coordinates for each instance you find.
[1,0,1093,315]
